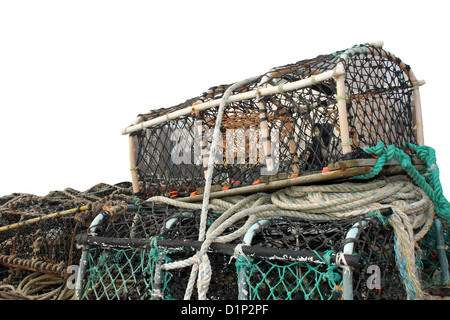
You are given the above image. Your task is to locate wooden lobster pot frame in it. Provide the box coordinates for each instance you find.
[123,42,425,198]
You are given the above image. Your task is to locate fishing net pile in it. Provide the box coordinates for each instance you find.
[1,42,448,300]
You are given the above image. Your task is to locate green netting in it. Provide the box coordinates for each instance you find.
[80,245,240,300]
[82,246,165,300]
[235,255,343,300]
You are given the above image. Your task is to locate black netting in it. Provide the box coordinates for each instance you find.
[344,46,417,149]
[89,202,243,243]
[131,43,417,198]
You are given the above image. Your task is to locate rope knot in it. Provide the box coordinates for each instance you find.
[319,250,342,283]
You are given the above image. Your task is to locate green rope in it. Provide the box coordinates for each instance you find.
[353,142,450,224]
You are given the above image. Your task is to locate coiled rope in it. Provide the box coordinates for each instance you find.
[0,272,74,300]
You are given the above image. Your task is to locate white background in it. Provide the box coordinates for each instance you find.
[1,0,449,197]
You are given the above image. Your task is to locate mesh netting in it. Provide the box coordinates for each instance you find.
[130,43,418,198]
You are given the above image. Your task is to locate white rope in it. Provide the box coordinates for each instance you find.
[335,252,351,276]
[229,243,248,264]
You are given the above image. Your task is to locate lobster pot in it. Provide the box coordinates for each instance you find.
[236,215,406,300]
[75,202,441,300]
[0,197,89,276]
[123,42,424,198]
[0,213,82,276]
[79,246,238,300]
[75,203,242,300]
[0,183,132,277]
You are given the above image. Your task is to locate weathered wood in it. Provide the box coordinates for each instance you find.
[327,155,424,171]
[176,153,427,203]
[177,166,371,203]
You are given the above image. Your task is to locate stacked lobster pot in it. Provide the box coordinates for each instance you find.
[74,42,450,300]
